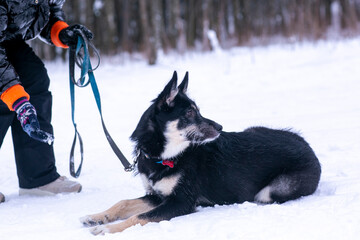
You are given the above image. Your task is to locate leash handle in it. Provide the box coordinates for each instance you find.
[69,35,134,178]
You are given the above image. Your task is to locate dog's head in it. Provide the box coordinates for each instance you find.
[131,71,222,159]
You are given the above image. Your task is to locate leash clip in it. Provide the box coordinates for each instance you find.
[125,158,137,172]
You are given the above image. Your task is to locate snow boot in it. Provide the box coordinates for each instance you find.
[19,176,82,196]
[0,192,4,203]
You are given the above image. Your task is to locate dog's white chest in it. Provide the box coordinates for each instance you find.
[140,173,181,196]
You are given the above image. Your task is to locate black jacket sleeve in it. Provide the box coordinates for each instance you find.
[0,4,20,96]
[39,0,67,45]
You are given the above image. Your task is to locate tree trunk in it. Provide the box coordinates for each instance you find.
[202,0,210,51]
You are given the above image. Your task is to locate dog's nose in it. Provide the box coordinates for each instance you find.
[206,119,222,131]
[204,118,223,131]
[215,123,223,131]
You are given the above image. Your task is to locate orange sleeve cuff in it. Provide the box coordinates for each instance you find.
[0,84,30,111]
[51,20,69,49]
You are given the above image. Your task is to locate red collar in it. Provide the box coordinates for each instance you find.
[141,150,175,168]
[158,159,174,168]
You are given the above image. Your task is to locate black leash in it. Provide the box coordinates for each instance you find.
[68,31,134,178]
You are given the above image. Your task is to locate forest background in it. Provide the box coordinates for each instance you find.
[31,0,360,64]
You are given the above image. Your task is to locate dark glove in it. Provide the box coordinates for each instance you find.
[14,98,54,145]
[59,24,93,48]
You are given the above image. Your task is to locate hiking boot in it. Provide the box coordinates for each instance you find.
[0,192,5,203]
[19,176,82,196]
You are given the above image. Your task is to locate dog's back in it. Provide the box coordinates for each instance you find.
[187,127,321,205]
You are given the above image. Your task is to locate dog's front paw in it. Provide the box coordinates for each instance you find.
[90,225,110,235]
[80,215,107,227]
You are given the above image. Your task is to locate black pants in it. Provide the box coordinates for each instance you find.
[0,40,59,188]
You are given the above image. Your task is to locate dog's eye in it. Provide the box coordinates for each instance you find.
[186,108,196,118]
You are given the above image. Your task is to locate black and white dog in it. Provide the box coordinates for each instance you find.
[81,71,321,235]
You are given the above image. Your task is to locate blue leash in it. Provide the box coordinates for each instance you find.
[69,33,134,178]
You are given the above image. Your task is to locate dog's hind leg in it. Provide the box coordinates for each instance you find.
[255,169,321,204]
[80,195,160,227]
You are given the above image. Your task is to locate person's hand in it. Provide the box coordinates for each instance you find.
[59,24,93,48]
[14,100,54,145]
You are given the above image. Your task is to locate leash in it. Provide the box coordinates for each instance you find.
[68,31,135,178]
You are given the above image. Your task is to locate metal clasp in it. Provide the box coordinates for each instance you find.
[124,160,137,172]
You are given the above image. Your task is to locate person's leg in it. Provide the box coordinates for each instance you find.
[5,40,59,188]
[0,71,15,203]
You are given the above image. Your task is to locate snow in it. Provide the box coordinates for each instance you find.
[1,38,360,239]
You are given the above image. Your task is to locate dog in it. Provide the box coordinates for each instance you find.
[80,71,321,235]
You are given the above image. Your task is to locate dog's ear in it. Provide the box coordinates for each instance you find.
[156,71,179,109]
[178,72,189,94]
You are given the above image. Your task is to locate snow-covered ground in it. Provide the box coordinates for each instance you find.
[1,38,360,240]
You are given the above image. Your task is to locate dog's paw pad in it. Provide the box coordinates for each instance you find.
[80,216,103,227]
[90,225,110,235]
